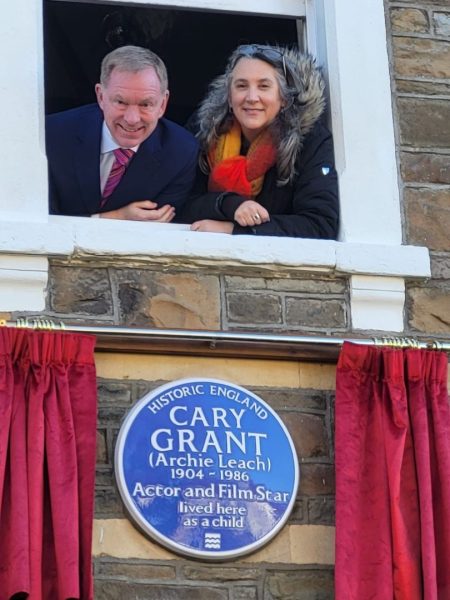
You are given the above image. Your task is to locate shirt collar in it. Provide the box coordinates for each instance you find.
[100,122,140,154]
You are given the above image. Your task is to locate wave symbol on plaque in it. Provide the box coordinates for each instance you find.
[204,532,221,549]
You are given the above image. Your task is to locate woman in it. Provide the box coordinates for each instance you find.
[178,44,339,238]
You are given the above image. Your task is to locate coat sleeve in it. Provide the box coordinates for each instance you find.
[175,166,247,223]
[235,122,339,239]
[152,138,200,212]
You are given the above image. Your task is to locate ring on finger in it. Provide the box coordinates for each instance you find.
[253,213,260,221]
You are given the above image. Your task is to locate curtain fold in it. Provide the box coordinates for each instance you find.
[335,342,450,600]
[0,328,97,600]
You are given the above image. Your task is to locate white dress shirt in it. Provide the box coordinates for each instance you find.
[99,123,139,194]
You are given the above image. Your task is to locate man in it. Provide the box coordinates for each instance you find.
[46,45,198,220]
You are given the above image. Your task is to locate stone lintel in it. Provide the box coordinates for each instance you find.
[92,519,335,565]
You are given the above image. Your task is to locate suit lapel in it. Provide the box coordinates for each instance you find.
[74,106,103,213]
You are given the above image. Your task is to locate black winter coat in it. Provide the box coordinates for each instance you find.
[178,121,339,239]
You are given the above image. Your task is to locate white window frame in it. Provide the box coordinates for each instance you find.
[0,0,430,331]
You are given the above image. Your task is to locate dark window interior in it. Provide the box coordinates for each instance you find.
[44,0,300,125]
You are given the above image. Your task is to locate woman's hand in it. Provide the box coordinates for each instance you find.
[234,201,270,227]
[191,220,234,234]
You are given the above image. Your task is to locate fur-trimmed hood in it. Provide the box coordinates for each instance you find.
[196,47,326,184]
[282,48,326,137]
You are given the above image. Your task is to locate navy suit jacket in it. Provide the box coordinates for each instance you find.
[46,104,199,217]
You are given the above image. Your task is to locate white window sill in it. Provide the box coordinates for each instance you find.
[0,218,430,331]
[2,216,430,278]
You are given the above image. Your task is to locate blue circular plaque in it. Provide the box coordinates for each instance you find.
[115,378,299,559]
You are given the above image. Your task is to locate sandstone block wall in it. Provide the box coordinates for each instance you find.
[388,0,450,336]
[46,260,349,334]
[93,561,334,600]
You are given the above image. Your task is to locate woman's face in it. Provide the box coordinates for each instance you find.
[229,57,284,142]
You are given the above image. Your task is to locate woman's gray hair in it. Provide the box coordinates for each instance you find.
[196,45,325,185]
[100,45,168,93]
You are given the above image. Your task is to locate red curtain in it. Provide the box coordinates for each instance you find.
[335,342,450,600]
[0,328,97,600]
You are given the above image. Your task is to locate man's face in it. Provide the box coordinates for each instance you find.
[95,67,169,148]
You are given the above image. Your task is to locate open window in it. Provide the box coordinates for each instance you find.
[44,1,303,126]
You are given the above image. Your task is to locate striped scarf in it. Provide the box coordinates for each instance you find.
[207,120,276,198]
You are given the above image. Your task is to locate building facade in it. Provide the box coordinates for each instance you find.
[1,0,449,597]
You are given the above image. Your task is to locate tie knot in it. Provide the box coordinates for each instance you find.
[114,147,134,165]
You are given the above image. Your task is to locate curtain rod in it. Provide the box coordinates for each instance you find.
[2,319,449,361]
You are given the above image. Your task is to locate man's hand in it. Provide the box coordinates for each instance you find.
[234,200,270,227]
[191,220,234,234]
[100,201,175,222]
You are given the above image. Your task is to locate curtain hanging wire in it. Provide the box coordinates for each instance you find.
[2,318,449,361]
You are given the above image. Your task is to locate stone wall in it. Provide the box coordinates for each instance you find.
[93,561,334,600]
[387,0,450,336]
[95,559,333,600]
[46,259,349,334]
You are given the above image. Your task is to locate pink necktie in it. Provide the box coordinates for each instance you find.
[101,148,134,205]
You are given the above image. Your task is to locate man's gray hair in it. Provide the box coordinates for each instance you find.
[100,45,168,92]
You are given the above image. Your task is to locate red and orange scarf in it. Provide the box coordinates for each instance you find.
[207,120,277,198]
